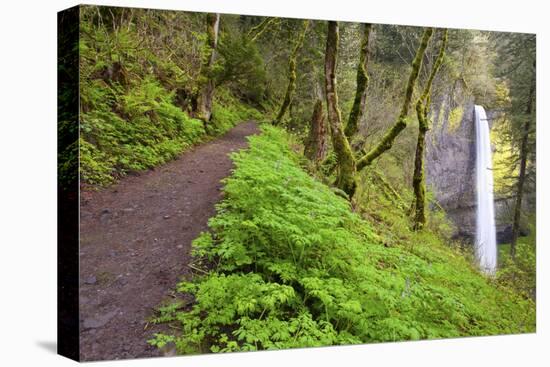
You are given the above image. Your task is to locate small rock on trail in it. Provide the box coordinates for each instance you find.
[82,309,119,330]
[84,275,97,285]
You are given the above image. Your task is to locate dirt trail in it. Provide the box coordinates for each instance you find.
[78,121,259,361]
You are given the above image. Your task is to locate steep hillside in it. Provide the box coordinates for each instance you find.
[149,126,535,354]
[77,8,262,186]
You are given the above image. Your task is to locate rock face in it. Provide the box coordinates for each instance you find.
[425,87,477,241]
[425,84,512,244]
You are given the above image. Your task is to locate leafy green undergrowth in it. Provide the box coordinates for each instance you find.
[79,77,259,186]
[78,11,262,187]
[149,126,535,355]
[208,88,264,136]
[497,218,536,299]
[80,76,206,185]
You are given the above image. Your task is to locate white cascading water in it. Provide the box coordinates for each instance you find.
[474,105,497,274]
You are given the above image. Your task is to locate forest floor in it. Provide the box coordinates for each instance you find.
[78,121,259,361]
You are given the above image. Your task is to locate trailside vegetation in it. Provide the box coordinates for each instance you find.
[78,8,263,186]
[148,126,534,354]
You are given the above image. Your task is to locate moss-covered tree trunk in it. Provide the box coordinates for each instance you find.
[324,21,357,197]
[412,29,448,231]
[273,20,309,125]
[248,17,279,41]
[195,13,220,122]
[345,23,372,139]
[304,99,327,163]
[356,28,434,171]
[411,119,428,229]
[510,65,535,258]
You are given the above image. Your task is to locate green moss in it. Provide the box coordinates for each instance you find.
[412,128,427,230]
[448,106,464,132]
[412,29,448,230]
[345,23,372,139]
[195,13,220,122]
[436,99,447,131]
[248,17,279,41]
[324,21,357,197]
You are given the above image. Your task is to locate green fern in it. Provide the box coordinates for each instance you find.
[149,126,535,354]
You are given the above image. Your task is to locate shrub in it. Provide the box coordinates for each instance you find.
[208,88,263,136]
[78,9,261,187]
[497,218,536,299]
[215,33,267,104]
[79,76,206,185]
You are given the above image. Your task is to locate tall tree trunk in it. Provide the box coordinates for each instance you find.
[345,23,373,139]
[412,29,448,231]
[356,28,434,170]
[510,65,535,258]
[273,20,309,125]
[195,13,220,122]
[324,21,357,197]
[411,125,428,228]
[304,99,327,162]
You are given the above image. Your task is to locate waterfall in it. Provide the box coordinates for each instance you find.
[474,105,497,274]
